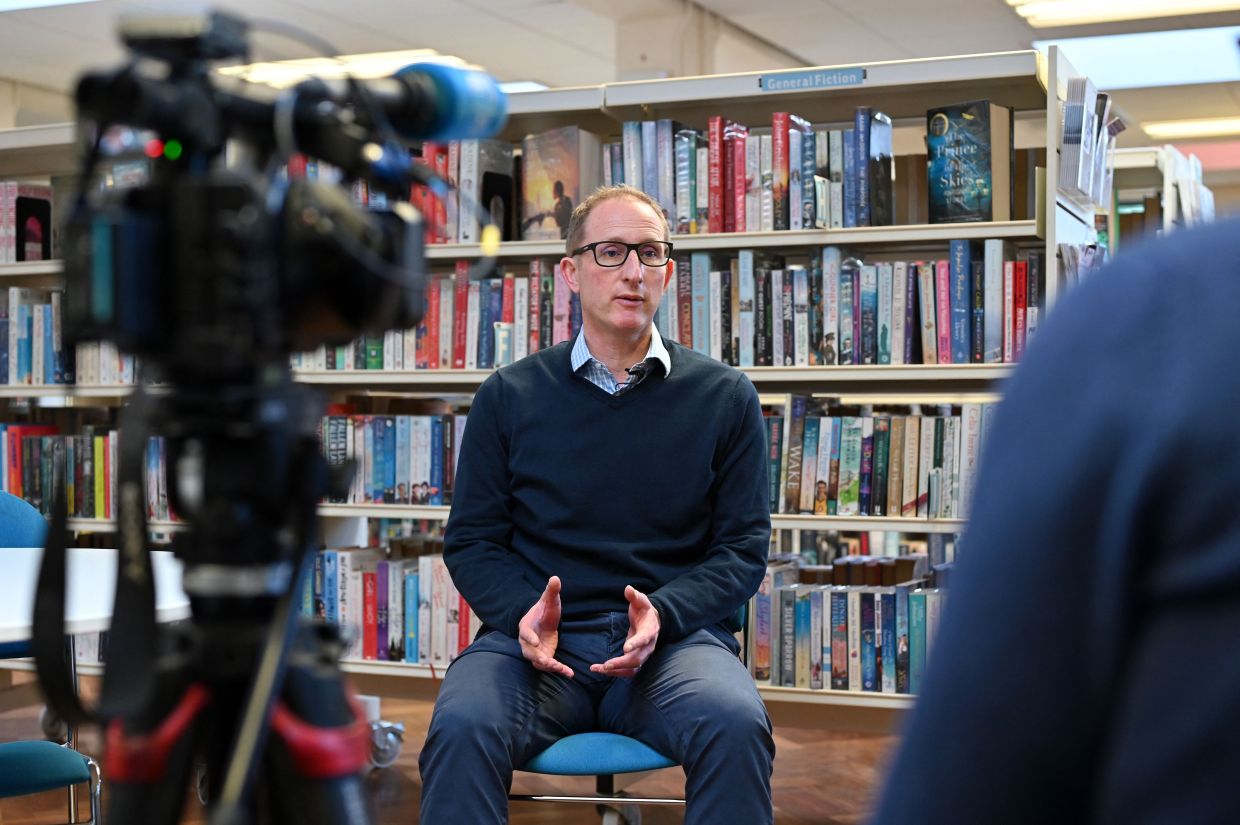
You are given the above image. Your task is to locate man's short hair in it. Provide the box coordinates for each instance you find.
[565,184,669,256]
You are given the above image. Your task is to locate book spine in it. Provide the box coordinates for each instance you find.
[707,117,724,233]
[772,113,790,231]
[855,109,871,227]
[934,260,952,365]
[948,240,971,364]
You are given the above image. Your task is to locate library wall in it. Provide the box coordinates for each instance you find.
[0,79,71,129]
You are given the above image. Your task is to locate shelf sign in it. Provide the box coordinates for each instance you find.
[760,67,865,93]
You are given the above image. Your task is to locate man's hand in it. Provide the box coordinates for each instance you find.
[590,585,660,679]
[518,576,574,679]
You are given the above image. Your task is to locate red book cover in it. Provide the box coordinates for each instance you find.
[707,116,724,233]
[363,570,378,660]
[6,425,56,496]
[458,594,472,655]
[935,260,952,365]
[426,277,441,369]
[453,261,470,368]
[286,154,308,179]
[1014,260,1028,361]
[728,123,749,233]
[422,142,449,243]
[501,273,515,324]
[771,113,790,230]
[527,266,541,354]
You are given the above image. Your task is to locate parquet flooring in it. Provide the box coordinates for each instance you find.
[0,686,895,824]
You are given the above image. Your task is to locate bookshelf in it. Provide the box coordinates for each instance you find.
[1108,145,1216,254]
[0,46,1109,718]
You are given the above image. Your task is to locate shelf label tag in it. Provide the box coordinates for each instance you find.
[760,67,865,92]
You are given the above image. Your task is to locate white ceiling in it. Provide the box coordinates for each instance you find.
[0,0,1236,152]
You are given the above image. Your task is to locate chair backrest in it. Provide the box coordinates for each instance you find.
[0,491,47,548]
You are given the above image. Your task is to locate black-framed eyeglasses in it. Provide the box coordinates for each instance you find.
[571,240,674,268]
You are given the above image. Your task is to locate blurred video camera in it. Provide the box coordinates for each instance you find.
[62,9,506,382]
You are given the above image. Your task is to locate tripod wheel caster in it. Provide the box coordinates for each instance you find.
[598,803,641,825]
[39,706,68,743]
[369,721,405,768]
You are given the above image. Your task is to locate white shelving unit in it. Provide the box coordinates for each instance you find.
[0,47,1107,717]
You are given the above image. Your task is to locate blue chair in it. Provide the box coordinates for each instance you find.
[510,606,749,824]
[511,732,683,825]
[0,491,103,824]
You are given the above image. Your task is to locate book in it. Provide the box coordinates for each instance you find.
[926,100,1013,224]
[520,126,602,241]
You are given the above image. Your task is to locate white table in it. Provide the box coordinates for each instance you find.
[0,547,189,643]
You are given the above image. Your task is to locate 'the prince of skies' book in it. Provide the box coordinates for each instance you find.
[521,126,602,241]
[926,99,1013,224]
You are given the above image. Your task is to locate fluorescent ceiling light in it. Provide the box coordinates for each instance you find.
[1034,26,1240,88]
[1009,0,1240,27]
[1142,116,1240,138]
[216,49,471,89]
[499,81,549,93]
[0,0,98,9]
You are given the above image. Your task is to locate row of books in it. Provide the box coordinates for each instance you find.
[290,235,1043,375]
[2,287,68,385]
[765,401,997,519]
[747,554,949,694]
[302,543,480,666]
[658,242,1044,368]
[318,414,468,506]
[290,261,584,372]
[1,425,119,519]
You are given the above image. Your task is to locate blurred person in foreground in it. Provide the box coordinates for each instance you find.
[873,216,1240,824]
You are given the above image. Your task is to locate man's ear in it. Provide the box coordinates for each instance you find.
[560,256,581,295]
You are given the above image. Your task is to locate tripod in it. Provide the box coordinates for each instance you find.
[37,378,377,825]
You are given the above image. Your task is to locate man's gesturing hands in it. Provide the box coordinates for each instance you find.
[518,576,574,678]
[590,585,660,679]
[519,579,662,680]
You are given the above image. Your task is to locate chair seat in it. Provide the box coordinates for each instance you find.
[520,733,677,776]
[0,741,92,797]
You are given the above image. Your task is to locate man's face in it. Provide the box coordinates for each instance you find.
[561,197,672,341]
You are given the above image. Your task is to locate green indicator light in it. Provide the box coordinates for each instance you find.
[164,139,183,160]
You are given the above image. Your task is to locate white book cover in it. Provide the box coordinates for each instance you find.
[695,146,709,231]
[656,119,676,224]
[917,416,935,519]
[847,588,861,692]
[822,247,841,365]
[891,261,907,365]
[745,134,761,233]
[738,250,756,367]
[456,140,481,243]
[418,554,434,663]
[958,403,983,520]
[465,281,481,369]
[31,301,43,385]
[709,269,723,362]
[814,417,834,515]
[382,330,395,371]
[983,239,1005,363]
[901,415,921,518]
[791,265,809,367]
[759,134,774,232]
[788,127,803,231]
[829,182,844,229]
[1003,260,1015,363]
[411,416,431,504]
[430,554,451,668]
[439,276,454,368]
[770,269,785,369]
[404,324,418,370]
[916,263,938,365]
[513,276,529,362]
[877,262,893,365]
[940,416,958,519]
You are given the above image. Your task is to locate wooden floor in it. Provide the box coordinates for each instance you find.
[0,687,897,824]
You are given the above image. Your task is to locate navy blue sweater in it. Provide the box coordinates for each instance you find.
[443,339,770,643]
[874,217,1240,824]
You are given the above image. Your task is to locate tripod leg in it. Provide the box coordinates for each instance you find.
[104,664,207,825]
[263,622,375,825]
